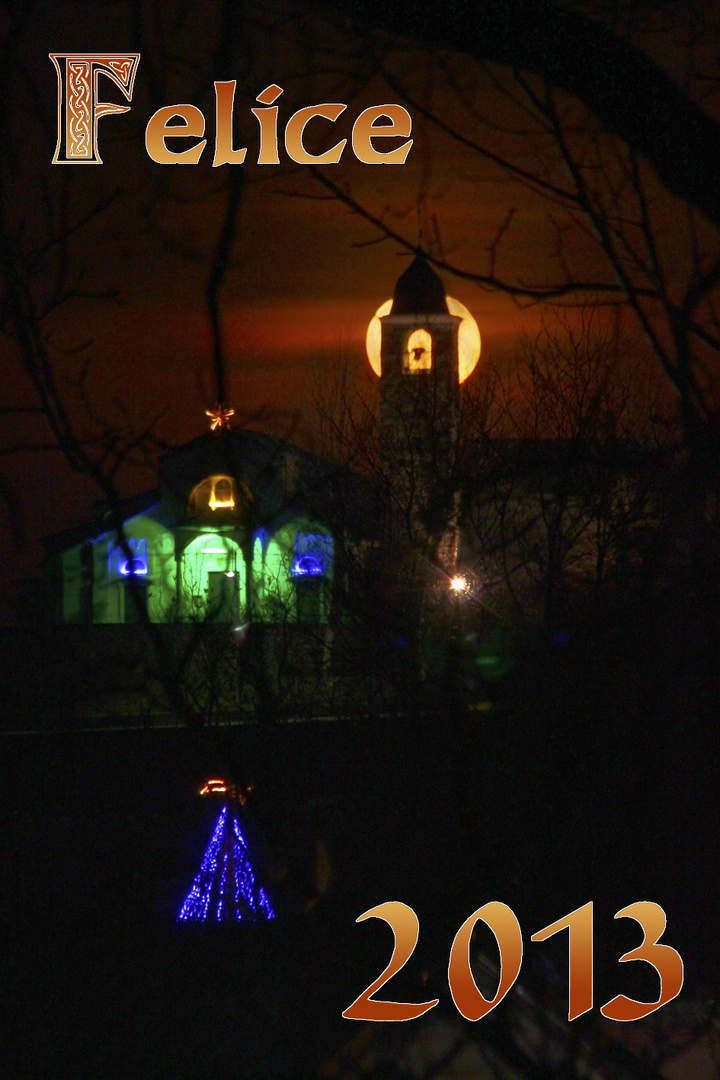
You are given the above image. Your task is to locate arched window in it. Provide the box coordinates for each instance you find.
[187,475,250,524]
[291,533,332,623]
[404,328,432,372]
[253,522,333,624]
[112,538,149,578]
[209,477,234,509]
[95,516,175,624]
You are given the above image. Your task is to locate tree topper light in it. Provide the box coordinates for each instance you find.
[199,776,251,803]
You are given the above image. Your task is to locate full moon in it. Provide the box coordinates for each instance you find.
[366,297,481,383]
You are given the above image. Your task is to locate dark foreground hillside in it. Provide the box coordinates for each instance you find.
[0,715,713,1078]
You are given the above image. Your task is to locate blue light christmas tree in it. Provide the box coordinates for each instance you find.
[178,804,275,922]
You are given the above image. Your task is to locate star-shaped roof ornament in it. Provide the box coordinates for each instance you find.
[205,404,234,431]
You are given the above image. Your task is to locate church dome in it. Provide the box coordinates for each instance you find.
[391,250,448,315]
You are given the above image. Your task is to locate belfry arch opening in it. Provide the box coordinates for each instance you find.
[404,328,432,372]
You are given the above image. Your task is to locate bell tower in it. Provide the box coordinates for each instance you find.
[378,251,463,566]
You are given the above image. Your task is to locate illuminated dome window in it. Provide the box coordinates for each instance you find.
[188,475,250,524]
[209,477,234,509]
[404,328,432,372]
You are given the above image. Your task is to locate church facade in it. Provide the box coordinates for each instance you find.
[47,429,342,629]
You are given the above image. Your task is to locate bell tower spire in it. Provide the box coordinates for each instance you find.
[378,251,462,567]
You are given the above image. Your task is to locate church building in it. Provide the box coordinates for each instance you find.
[46,428,346,629]
[45,251,478,631]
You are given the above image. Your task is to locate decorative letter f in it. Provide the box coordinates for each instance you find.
[50,53,140,164]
